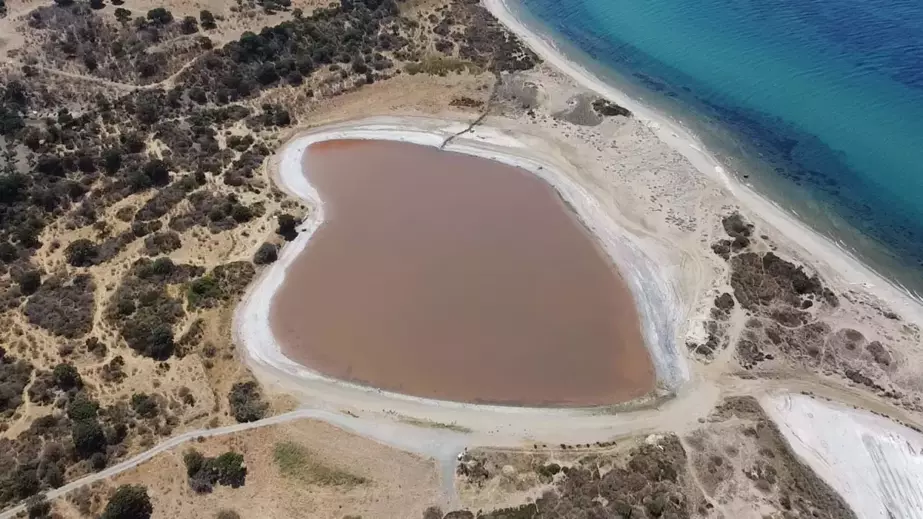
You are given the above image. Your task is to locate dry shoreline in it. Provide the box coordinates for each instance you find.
[482,0,923,324]
[235,117,688,412]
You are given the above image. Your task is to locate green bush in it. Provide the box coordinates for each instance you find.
[130,393,158,418]
[52,363,82,390]
[67,392,98,421]
[183,449,247,493]
[228,381,267,423]
[253,242,278,265]
[64,239,99,267]
[101,485,153,519]
[71,417,106,458]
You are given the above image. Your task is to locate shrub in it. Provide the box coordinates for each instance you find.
[253,242,278,265]
[25,274,96,338]
[180,15,198,34]
[72,416,106,458]
[183,449,247,493]
[211,452,246,487]
[146,7,173,24]
[186,276,221,308]
[0,355,32,416]
[228,381,267,423]
[183,449,205,477]
[143,231,182,256]
[215,511,241,519]
[52,363,82,390]
[277,213,298,240]
[17,270,42,295]
[64,239,100,267]
[26,493,50,518]
[200,9,216,30]
[101,485,153,519]
[67,392,99,421]
[130,393,158,418]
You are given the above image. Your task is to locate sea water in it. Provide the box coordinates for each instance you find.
[512,0,923,297]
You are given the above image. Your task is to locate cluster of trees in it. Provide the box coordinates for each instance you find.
[108,258,203,359]
[26,3,210,84]
[178,0,403,104]
[23,274,96,338]
[183,449,247,493]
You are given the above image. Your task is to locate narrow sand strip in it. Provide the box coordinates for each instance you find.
[482,0,923,321]
[235,117,687,412]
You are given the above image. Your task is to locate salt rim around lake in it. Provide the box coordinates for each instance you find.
[234,117,688,411]
[483,0,923,323]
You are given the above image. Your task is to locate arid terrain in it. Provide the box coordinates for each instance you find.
[1,0,922,517]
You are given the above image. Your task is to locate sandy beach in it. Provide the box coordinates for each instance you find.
[483,0,923,325]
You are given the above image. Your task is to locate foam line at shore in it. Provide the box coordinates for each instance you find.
[482,0,923,322]
[235,118,687,410]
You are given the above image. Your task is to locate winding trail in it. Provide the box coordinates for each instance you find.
[0,408,469,519]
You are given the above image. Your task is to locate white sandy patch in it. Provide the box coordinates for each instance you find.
[764,393,923,519]
[482,0,923,324]
[235,116,687,413]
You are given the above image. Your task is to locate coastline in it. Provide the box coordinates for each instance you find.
[482,0,923,323]
[234,117,688,413]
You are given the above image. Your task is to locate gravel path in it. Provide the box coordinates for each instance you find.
[0,408,469,519]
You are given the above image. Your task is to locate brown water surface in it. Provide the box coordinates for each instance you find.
[270,139,654,406]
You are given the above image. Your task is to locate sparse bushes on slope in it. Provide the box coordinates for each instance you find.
[24,274,95,338]
[0,353,32,417]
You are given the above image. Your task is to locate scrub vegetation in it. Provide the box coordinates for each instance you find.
[0,0,542,511]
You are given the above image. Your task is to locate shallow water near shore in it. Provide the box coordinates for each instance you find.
[269,139,655,406]
[511,0,923,298]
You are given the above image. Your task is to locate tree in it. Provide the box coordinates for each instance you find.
[180,15,198,34]
[72,417,106,457]
[211,452,246,487]
[183,449,247,493]
[102,149,122,174]
[199,9,216,30]
[228,381,267,422]
[66,392,96,419]
[146,7,173,24]
[18,270,41,295]
[130,392,158,418]
[143,159,170,186]
[64,239,99,267]
[253,243,278,265]
[144,324,175,360]
[89,0,104,9]
[183,449,205,477]
[52,363,82,390]
[276,213,298,240]
[101,485,153,519]
[26,493,51,519]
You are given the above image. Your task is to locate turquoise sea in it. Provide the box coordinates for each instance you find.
[511,0,923,297]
